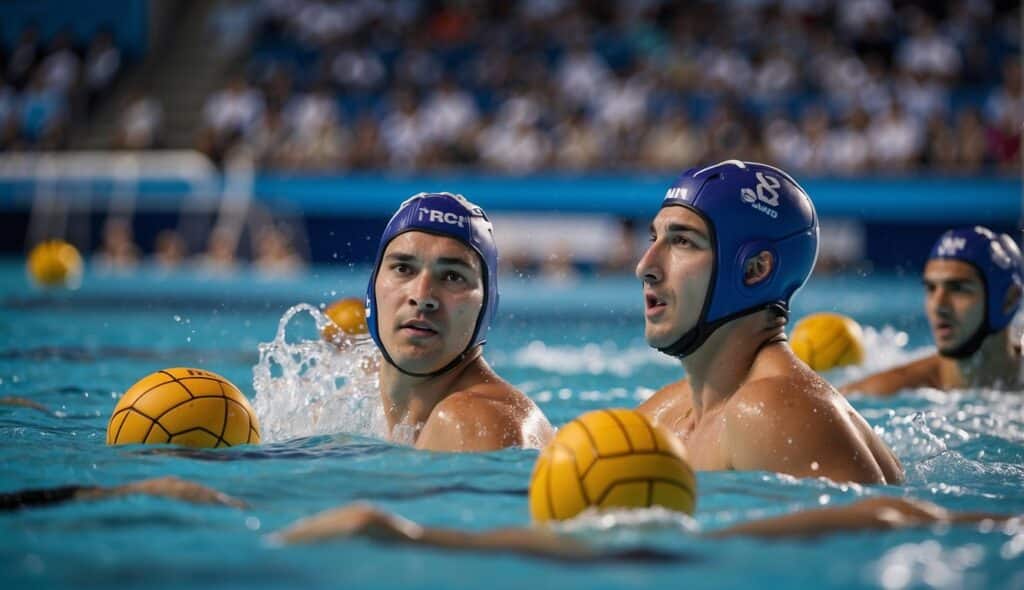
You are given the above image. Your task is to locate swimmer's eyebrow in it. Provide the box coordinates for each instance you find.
[384,251,475,270]
[665,223,709,242]
[435,256,476,270]
[650,222,706,237]
[922,277,977,288]
[383,252,416,262]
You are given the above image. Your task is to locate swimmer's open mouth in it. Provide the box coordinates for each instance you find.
[400,320,439,336]
[645,293,667,312]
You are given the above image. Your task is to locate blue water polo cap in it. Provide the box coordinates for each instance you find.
[927,226,1022,352]
[366,192,500,377]
[657,160,819,358]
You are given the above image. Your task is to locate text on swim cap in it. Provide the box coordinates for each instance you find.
[664,187,689,201]
[937,236,966,256]
[741,172,781,218]
[418,208,467,228]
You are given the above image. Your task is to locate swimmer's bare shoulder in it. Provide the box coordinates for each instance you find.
[725,371,903,484]
[417,381,554,452]
[839,354,941,396]
[636,378,693,435]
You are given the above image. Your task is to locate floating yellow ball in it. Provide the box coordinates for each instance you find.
[529,408,696,522]
[27,240,83,288]
[322,297,368,344]
[791,312,866,371]
[107,368,261,448]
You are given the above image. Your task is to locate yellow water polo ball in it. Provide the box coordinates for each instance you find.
[790,312,866,371]
[322,297,369,344]
[107,368,261,448]
[529,408,696,523]
[27,240,83,288]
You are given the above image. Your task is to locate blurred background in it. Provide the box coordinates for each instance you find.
[0,0,1018,278]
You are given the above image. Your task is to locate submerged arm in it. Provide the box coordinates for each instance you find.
[275,499,1016,560]
[708,497,1014,539]
[0,477,246,511]
[839,356,940,396]
[273,503,599,561]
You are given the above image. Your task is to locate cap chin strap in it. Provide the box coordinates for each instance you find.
[657,302,789,359]
[381,340,485,378]
[938,319,990,360]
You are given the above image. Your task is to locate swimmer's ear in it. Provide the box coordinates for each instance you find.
[744,251,774,286]
[1004,284,1022,315]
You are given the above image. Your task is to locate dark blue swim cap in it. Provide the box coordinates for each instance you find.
[366,192,499,376]
[927,226,1022,357]
[656,160,819,358]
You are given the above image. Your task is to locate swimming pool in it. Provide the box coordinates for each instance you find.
[1,261,1022,590]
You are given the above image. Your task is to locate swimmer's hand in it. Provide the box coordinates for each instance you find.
[84,477,248,509]
[708,497,1016,539]
[273,503,602,561]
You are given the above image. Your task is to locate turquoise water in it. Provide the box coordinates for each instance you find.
[2,260,1023,590]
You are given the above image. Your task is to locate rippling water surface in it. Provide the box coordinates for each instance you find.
[1,263,1022,590]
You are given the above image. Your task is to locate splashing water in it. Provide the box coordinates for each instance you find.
[252,303,386,442]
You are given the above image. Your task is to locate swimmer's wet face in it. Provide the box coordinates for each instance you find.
[636,207,713,349]
[374,231,484,374]
[923,259,986,355]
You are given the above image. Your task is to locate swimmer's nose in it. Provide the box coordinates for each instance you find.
[636,247,662,284]
[409,273,439,311]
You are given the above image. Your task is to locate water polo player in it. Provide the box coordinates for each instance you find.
[634,160,903,484]
[365,192,553,451]
[842,226,1023,395]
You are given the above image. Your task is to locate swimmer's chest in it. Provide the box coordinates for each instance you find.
[655,398,731,471]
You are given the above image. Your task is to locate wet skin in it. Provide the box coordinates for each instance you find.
[635,207,903,484]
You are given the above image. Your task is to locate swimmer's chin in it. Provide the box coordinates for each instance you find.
[643,327,685,350]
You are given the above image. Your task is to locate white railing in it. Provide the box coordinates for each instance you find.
[0,150,255,253]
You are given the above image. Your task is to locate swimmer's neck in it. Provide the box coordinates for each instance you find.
[943,329,1022,389]
[682,311,787,421]
[378,347,484,438]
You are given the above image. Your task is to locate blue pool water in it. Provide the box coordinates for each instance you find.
[1,261,1023,590]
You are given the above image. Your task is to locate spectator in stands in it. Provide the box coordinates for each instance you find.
[95,218,141,272]
[868,101,923,172]
[640,109,704,172]
[554,107,606,171]
[198,75,264,166]
[115,92,162,149]
[153,230,187,270]
[379,90,427,170]
[38,29,80,95]
[253,224,305,277]
[284,80,339,141]
[83,28,121,115]
[420,77,479,147]
[19,72,67,148]
[7,26,41,91]
[199,227,240,275]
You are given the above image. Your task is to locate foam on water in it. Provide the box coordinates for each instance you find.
[251,303,386,442]
[498,340,677,377]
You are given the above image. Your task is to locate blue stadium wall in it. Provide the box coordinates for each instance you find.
[0,175,1018,270]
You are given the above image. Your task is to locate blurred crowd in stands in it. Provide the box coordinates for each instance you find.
[0,25,124,150]
[3,0,1022,177]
